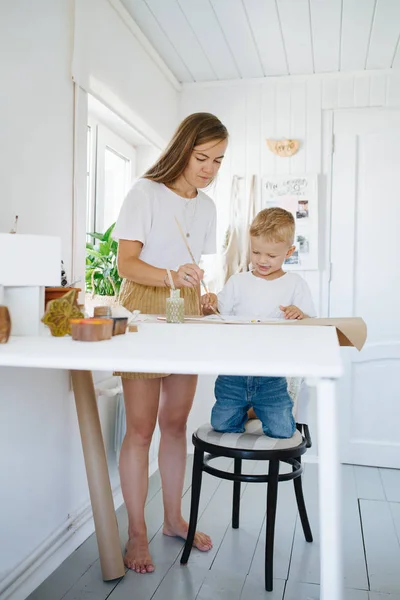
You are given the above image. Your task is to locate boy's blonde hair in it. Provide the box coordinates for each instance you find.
[250,207,295,246]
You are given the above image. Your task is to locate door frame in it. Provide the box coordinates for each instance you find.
[320,109,334,318]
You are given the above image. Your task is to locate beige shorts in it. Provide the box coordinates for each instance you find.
[114,279,201,380]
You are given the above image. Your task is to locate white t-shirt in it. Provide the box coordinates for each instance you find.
[217,271,317,319]
[113,178,216,269]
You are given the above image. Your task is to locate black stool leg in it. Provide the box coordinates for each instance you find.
[293,457,313,542]
[265,459,279,591]
[181,447,204,564]
[232,458,242,529]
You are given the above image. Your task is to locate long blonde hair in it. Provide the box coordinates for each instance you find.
[144,113,228,185]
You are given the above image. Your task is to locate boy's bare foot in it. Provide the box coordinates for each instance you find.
[163,519,213,551]
[124,536,155,574]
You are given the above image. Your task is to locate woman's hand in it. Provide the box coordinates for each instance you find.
[173,264,204,288]
[201,293,218,315]
[279,305,304,320]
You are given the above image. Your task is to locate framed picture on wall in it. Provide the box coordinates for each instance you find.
[261,174,319,270]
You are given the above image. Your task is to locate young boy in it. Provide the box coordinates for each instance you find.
[202,207,316,439]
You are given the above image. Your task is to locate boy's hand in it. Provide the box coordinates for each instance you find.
[279,305,304,320]
[201,293,218,316]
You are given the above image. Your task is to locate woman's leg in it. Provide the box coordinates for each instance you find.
[120,377,161,573]
[158,373,212,552]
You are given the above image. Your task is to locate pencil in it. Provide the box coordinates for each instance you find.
[174,217,224,320]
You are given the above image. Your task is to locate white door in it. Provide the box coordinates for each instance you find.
[330,108,400,468]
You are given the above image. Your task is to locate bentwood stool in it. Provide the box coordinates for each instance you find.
[180,380,313,592]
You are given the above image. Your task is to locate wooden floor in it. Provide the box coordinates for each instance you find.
[27,458,400,600]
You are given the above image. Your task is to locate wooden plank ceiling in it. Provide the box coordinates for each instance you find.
[120,0,400,82]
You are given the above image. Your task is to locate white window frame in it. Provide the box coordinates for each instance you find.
[86,122,97,239]
[87,117,136,235]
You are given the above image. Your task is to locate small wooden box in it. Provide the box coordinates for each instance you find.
[111,317,128,336]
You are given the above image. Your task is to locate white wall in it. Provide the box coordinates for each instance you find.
[181,69,400,457]
[0,0,74,277]
[181,69,400,314]
[0,2,178,599]
[71,0,179,294]
[0,5,116,599]
[72,0,179,148]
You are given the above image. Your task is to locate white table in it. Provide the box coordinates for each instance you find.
[0,323,343,600]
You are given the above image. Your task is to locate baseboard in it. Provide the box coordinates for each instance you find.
[0,486,124,600]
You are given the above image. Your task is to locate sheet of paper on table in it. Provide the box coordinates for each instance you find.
[180,315,283,324]
[155,314,367,351]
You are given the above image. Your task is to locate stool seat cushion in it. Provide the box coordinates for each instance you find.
[195,420,303,451]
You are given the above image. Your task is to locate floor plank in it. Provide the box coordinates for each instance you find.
[31,457,195,600]
[27,461,400,600]
[109,457,232,600]
[360,499,400,594]
[284,580,368,599]
[25,533,102,600]
[102,534,186,600]
[240,576,285,600]
[369,593,400,599]
[150,458,238,600]
[247,462,298,582]
[25,465,163,600]
[150,564,209,600]
[341,465,369,590]
[354,466,386,501]
[390,502,400,545]
[210,461,270,577]
[287,464,321,585]
[196,568,250,600]
[161,459,261,600]
[379,469,400,502]
[59,561,120,600]
[289,464,368,590]
[178,460,257,575]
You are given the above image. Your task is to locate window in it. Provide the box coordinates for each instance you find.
[86,119,136,236]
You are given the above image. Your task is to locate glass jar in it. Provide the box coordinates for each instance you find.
[166,289,184,323]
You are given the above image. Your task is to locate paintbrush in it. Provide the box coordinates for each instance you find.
[174,217,224,320]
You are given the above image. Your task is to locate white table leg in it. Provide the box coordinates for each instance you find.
[317,378,343,600]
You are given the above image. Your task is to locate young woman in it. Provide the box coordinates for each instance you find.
[113,112,228,574]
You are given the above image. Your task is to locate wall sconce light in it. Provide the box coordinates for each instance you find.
[266,139,300,157]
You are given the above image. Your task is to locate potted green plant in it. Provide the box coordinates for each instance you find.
[85,223,122,312]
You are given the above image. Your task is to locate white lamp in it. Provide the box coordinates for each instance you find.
[0,234,61,336]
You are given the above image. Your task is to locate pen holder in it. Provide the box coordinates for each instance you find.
[166,289,184,323]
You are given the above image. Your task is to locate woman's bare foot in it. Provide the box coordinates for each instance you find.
[163,519,213,551]
[124,536,155,574]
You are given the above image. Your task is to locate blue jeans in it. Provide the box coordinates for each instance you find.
[211,375,296,439]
